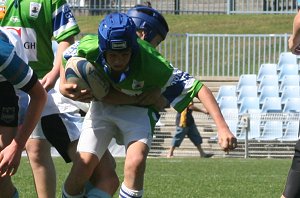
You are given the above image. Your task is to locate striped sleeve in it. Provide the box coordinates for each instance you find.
[0,29,38,92]
[52,1,80,42]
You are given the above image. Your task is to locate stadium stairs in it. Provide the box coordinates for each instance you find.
[148,76,296,159]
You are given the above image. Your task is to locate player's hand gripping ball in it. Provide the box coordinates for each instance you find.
[65,57,110,100]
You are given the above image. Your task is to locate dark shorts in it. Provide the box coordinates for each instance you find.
[282,140,300,198]
[42,114,73,163]
[0,81,19,127]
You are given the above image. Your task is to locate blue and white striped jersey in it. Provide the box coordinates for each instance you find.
[0,27,37,92]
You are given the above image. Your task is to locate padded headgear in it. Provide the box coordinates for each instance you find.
[127,6,169,42]
[98,12,138,54]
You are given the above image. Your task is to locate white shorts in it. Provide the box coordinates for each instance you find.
[77,101,159,160]
[17,79,89,139]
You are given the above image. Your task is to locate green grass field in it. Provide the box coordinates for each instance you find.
[76,14,295,35]
[12,14,296,198]
[13,156,292,198]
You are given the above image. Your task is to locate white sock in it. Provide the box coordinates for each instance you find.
[119,182,144,198]
[62,184,85,198]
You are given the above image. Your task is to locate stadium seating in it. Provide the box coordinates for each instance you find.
[257,75,279,93]
[237,109,261,140]
[277,120,299,141]
[280,86,300,105]
[216,85,236,103]
[257,63,278,82]
[256,120,283,140]
[238,96,260,114]
[221,108,239,137]
[283,98,300,113]
[278,64,299,82]
[218,96,238,110]
[277,52,298,71]
[258,86,279,105]
[237,85,257,104]
[236,74,257,93]
[279,75,299,93]
[260,97,282,113]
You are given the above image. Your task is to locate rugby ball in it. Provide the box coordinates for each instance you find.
[65,57,110,100]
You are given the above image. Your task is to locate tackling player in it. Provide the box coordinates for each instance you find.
[60,12,237,198]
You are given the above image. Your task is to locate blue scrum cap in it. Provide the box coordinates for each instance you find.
[127,6,169,42]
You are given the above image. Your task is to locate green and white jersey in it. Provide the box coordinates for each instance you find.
[63,35,203,112]
[1,0,80,78]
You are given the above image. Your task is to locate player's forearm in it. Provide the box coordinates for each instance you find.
[14,83,47,148]
[102,88,138,105]
[57,38,75,83]
[197,85,229,130]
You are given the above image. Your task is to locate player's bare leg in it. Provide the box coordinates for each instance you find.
[0,126,18,198]
[26,139,56,198]
[120,141,148,197]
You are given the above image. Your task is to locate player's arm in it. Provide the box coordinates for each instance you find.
[188,102,208,114]
[102,87,168,111]
[289,10,300,54]
[195,85,237,151]
[59,41,93,102]
[0,75,47,176]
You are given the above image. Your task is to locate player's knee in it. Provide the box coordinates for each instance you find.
[124,155,146,178]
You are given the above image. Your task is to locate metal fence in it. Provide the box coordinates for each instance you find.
[76,33,290,77]
[67,0,298,14]
[158,33,290,77]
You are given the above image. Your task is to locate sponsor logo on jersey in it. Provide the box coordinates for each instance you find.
[4,26,37,61]
[9,16,20,23]
[30,2,41,18]
[0,107,15,124]
[132,79,144,89]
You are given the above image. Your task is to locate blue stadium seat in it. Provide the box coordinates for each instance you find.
[277,121,299,141]
[277,52,298,71]
[283,98,300,113]
[257,63,278,82]
[216,85,236,103]
[279,75,300,93]
[278,64,299,82]
[236,74,257,93]
[257,75,279,93]
[258,86,279,105]
[256,120,283,140]
[237,109,261,140]
[280,86,300,105]
[237,85,257,104]
[221,108,239,137]
[260,97,282,113]
[218,96,238,110]
[239,96,260,114]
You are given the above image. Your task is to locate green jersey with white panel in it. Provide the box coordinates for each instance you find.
[64,35,203,113]
[1,0,80,78]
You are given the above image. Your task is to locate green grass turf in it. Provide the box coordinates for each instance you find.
[13,156,292,198]
[76,14,295,35]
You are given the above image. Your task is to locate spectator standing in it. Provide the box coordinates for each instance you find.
[167,102,213,158]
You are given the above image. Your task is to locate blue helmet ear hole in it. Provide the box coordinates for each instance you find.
[127,6,169,42]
